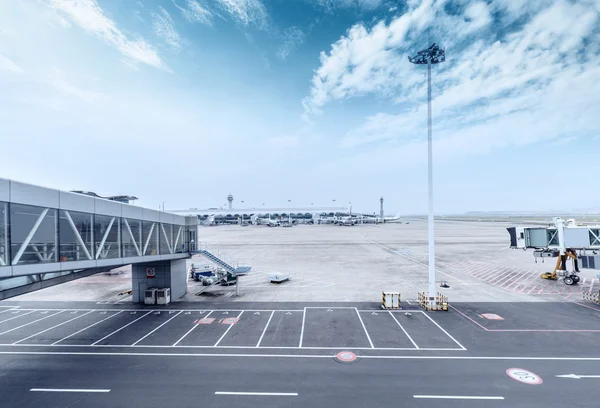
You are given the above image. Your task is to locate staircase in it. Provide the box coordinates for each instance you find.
[193,243,252,275]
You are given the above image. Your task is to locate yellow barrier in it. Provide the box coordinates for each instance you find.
[418,291,449,311]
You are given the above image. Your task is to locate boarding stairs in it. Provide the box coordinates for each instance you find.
[192,242,252,275]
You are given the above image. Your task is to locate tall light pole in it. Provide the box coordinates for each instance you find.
[409,42,445,308]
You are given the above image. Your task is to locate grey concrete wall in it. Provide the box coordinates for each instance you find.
[131,259,187,303]
[170,258,188,300]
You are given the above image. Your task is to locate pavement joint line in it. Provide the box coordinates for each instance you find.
[420,312,466,350]
[299,308,306,348]
[52,311,123,345]
[355,308,374,348]
[368,239,471,285]
[30,388,110,393]
[91,311,153,346]
[172,310,214,346]
[387,311,419,349]
[413,395,504,400]
[131,311,183,346]
[0,310,35,324]
[13,310,94,345]
[0,310,65,336]
[215,392,297,396]
[256,311,275,347]
[572,302,600,312]
[214,311,244,347]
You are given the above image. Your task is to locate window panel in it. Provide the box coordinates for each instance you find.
[159,223,173,254]
[0,202,9,265]
[10,203,57,265]
[143,220,158,255]
[122,218,142,257]
[59,210,93,262]
[94,215,120,259]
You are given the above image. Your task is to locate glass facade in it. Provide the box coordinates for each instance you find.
[59,210,94,262]
[0,202,187,266]
[122,218,142,257]
[94,215,120,259]
[0,202,8,266]
[159,223,173,254]
[143,221,159,256]
[10,203,57,265]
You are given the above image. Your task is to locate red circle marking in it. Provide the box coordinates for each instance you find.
[506,368,543,385]
[336,351,358,362]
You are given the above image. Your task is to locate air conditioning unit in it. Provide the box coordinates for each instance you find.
[156,288,171,305]
[144,288,157,305]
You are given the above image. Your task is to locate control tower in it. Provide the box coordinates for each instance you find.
[227,193,233,210]
[380,197,384,219]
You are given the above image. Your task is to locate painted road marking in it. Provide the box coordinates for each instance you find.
[0,310,64,336]
[414,395,504,400]
[132,311,183,346]
[420,311,466,350]
[336,351,358,362]
[214,312,244,347]
[388,311,419,349]
[556,374,600,379]
[30,388,110,393]
[91,311,152,346]
[221,318,239,325]
[215,392,297,396]
[13,311,94,344]
[0,310,35,324]
[196,318,216,324]
[299,308,306,347]
[256,311,275,347]
[355,308,374,348]
[172,311,214,346]
[506,368,543,384]
[52,311,122,345]
[481,314,504,320]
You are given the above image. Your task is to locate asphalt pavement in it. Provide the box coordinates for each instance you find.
[1,300,600,407]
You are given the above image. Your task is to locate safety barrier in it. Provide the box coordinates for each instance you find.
[583,290,600,305]
[382,291,401,309]
[418,292,449,311]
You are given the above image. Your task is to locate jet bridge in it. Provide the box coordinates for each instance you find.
[507,217,600,285]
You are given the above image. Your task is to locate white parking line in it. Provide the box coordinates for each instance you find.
[30,388,110,393]
[52,311,123,345]
[0,310,64,336]
[132,311,182,346]
[414,395,504,400]
[299,308,306,347]
[215,391,297,396]
[173,311,214,346]
[420,312,466,350]
[388,311,419,349]
[214,311,244,347]
[256,311,274,347]
[355,308,374,348]
[13,311,94,344]
[0,310,35,324]
[91,311,152,345]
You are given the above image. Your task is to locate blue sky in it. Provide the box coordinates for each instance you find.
[1,0,599,214]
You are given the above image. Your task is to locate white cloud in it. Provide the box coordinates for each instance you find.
[315,0,385,11]
[0,53,24,74]
[303,0,600,166]
[215,0,269,29]
[277,27,305,60]
[173,0,213,25]
[48,68,103,104]
[152,7,182,49]
[48,0,165,69]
